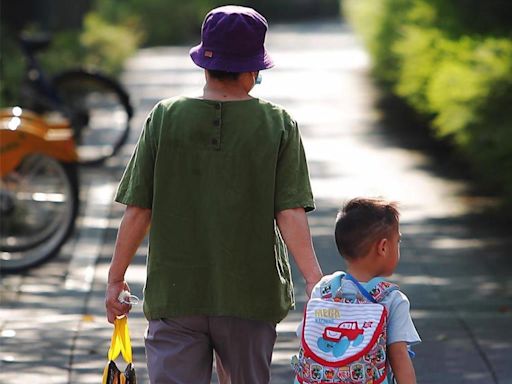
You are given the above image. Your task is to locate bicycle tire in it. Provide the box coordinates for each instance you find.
[0,155,79,273]
[52,70,133,165]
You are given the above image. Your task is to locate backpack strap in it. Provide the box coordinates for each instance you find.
[345,273,378,303]
[360,276,399,303]
[319,271,346,300]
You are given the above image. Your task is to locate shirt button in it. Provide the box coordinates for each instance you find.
[215,104,221,110]
[211,138,218,145]
[213,119,220,126]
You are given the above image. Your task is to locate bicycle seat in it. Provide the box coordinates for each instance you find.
[19,35,52,53]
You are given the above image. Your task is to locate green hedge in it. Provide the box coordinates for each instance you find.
[343,0,512,202]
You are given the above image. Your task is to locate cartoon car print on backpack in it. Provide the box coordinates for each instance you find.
[317,321,365,357]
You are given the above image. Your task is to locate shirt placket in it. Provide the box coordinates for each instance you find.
[211,103,222,150]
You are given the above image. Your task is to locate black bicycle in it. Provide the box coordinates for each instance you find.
[18,35,134,165]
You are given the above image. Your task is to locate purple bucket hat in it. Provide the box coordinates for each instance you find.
[190,5,274,72]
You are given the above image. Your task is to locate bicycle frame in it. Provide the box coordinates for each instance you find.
[19,37,63,110]
[0,107,77,177]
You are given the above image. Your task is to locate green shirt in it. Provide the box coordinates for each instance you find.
[115,96,314,323]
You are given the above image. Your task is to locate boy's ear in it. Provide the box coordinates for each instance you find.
[376,238,388,257]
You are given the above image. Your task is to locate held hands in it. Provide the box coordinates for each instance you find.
[105,280,132,323]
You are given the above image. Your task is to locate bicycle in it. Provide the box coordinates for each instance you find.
[0,106,79,272]
[18,34,134,165]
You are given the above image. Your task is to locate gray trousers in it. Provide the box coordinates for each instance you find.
[145,316,277,384]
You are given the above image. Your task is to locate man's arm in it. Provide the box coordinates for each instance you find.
[275,207,322,297]
[105,205,151,323]
[388,342,417,383]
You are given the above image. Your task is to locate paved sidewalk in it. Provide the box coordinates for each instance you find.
[1,21,512,384]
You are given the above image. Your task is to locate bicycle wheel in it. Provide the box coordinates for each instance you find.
[52,70,133,165]
[0,155,79,272]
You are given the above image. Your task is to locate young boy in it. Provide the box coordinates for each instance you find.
[294,198,420,383]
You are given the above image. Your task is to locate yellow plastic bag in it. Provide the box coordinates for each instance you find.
[102,317,136,384]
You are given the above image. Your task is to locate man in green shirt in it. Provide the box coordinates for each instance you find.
[105,6,323,383]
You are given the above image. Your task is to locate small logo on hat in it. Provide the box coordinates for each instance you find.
[204,50,213,58]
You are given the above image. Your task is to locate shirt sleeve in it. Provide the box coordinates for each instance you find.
[386,291,422,346]
[115,106,159,208]
[275,119,315,213]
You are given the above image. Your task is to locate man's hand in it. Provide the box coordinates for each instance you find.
[105,205,151,323]
[275,208,323,297]
[105,280,132,323]
[306,281,318,298]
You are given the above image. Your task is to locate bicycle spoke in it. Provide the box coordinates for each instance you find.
[0,155,77,267]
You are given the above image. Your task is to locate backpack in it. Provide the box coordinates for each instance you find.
[291,272,398,384]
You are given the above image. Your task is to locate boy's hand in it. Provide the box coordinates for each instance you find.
[105,280,132,323]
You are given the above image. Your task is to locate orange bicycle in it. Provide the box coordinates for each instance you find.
[0,106,79,272]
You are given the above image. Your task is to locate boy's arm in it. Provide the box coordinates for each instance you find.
[105,205,151,323]
[275,207,323,297]
[388,342,417,384]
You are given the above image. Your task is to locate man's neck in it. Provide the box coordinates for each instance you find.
[202,74,254,101]
[202,84,253,101]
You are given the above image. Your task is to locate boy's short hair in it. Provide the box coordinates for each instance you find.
[335,197,400,260]
[207,70,241,80]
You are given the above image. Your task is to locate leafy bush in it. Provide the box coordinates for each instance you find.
[78,13,142,73]
[35,12,142,75]
[343,0,512,202]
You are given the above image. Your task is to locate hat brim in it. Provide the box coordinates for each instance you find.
[189,44,274,72]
